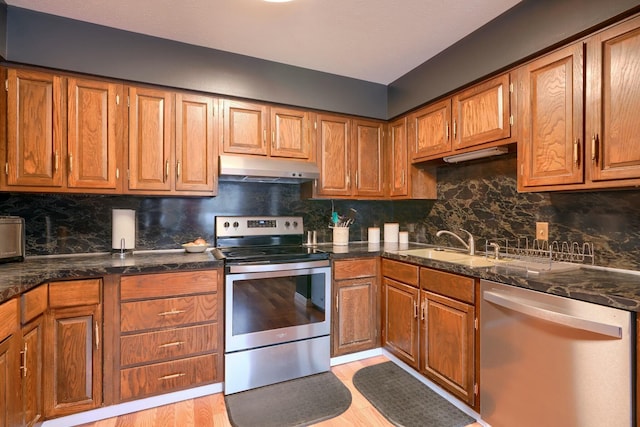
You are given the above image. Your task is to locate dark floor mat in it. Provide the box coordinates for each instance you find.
[353,361,476,427]
[224,371,352,427]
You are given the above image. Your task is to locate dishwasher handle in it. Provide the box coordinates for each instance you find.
[483,290,622,339]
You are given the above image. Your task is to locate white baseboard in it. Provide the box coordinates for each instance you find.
[330,347,383,366]
[41,383,223,427]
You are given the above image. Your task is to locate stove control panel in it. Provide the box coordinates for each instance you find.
[216,216,303,237]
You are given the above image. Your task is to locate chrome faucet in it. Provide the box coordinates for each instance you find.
[436,229,475,255]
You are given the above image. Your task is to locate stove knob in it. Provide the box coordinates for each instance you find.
[293,221,299,228]
[223,221,230,228]
[233,221,239,228]
[284,221,291,228]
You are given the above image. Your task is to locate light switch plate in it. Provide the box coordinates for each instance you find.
[536,222,549,241]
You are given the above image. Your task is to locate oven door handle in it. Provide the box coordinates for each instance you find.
[227,259,330,274]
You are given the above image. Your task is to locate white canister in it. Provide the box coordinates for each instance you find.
[368,227,380,243]
[332,227,349,246]
[112,209,136,250]
[384,223,399,243]
[399,231,409,244]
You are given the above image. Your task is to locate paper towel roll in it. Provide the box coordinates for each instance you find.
[112,209,136,250]
[384,223,399,243]
[368,227,380,243]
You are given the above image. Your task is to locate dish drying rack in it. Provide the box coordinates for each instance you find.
[486,237,595,272]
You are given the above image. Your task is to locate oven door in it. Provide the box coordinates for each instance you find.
[225,260,331,353]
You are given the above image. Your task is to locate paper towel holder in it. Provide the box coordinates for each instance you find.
[112,208,136,258]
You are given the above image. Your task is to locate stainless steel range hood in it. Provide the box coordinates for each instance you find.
[219,155,320,183]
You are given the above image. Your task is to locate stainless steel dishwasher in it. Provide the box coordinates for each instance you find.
[480,280,633,427]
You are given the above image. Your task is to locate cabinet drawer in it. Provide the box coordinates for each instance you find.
[120,293,218,332]
[382,259,419,287]
[120,323,218,366]
[119,353,217,401]
[0,298,18,342]
[120,270,218,300]
[334,258,377,280]
[49,279,101,308]
[420,268,475,304]
[21,284,48,324]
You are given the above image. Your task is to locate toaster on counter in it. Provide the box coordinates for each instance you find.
[0,216,25,263]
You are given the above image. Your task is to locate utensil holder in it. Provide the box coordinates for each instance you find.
[332,227,349,246]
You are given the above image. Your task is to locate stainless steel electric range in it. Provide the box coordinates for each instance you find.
[214,216,331,395]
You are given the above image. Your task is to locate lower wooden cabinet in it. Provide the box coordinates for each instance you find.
[115,269,223,402]
[0,298,20,427]
[382,258,478,409]
[381,259,420,369]
[331,258,379,357]
[44,279,102,419]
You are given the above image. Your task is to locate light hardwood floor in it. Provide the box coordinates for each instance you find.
[79,355,482,427]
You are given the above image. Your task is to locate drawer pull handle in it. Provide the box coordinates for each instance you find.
[158,372,186,381]
[159,341,184,349]
[157,309,186,317]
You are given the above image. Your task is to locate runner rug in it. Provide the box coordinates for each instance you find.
[353,361,476,427]
[225,371,351,427]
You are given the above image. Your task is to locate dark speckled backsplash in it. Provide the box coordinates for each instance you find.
[1,152,639,270]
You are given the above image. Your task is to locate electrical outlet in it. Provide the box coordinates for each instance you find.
[536,222,549,241]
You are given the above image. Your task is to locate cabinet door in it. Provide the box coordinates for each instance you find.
[382,278,419,369]
[588,15,640,182]
[518,43,584,187]
[0,336,21,427]
[352,119,384,197]
[67,77,122,190]
[333,277,377,357]
[222,100,268,156]
[44,304,102,418]
[22,317,44,427]
[316,113,351,196]
[452,73,511,150]
[388,117,408,197]
[420,291,475,406]
[128,86,173,191]
[410,99,452,161]
[270,107,311,160]
[6,69,64,188]
[175,93,216,193]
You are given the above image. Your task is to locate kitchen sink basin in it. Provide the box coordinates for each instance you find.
[396,248,508,268]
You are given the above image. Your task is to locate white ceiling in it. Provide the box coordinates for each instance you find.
[5,0,521,85]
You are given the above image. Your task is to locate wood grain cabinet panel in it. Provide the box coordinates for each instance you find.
[270,106,311,160]
[517,42,584,188]
[332,258,379,357]
[127,86,174,191]
[6,68,64,188]
[21,316,44,427]
[382,277,419,369]
[120,354,217,401]
[67,77,123,190]
[222,99,268,156]
[352,119,384,197]
[420,291,475,406]
[120,294,218,332]
[410,99,452,161]
[587,15,640,183]
[452,73,511,150]
[388,117,409,197]
[0,298,20,427]
[315,113,351,196]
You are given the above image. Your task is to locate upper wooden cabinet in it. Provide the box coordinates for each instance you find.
[411,73,512,163]
[221,100,312,161]
[409,99,452,160]
[6,69,64,188]
[452,73,511,151]
[128,87,217,196]
[312,114,384,198]
[519,14,640,191]
[517,43,585,188]
[67,77,124,191]
[587,15,640,184]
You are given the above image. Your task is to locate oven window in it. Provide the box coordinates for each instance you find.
[231,272,326,336]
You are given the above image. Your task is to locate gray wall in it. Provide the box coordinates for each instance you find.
[6,7,387,119]
[6,1,640,119]
[388,0,640,117]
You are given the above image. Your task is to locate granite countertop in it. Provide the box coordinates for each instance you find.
[3,243,640,313]
[0,250,223,304]
[320,242,640,313]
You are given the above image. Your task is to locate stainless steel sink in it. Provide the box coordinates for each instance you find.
[396,248,509,268]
